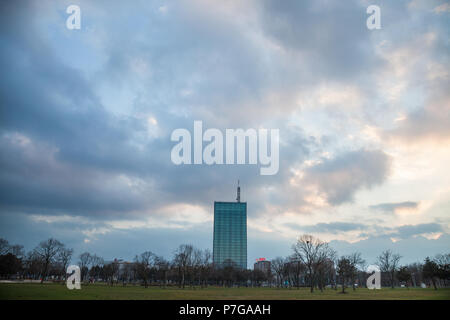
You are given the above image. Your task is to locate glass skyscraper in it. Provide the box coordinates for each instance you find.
[213,185,247,269]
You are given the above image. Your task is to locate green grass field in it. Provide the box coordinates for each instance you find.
[1,283,449,300]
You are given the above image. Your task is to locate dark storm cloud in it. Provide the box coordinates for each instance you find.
[0,0,448,263]
[87,0,290,127]
[369,201,419,212]
[0,2,163,216]
[0,0,319,219]
[258,0,380,80]
[303,149,391,205]
[0,134,152,216]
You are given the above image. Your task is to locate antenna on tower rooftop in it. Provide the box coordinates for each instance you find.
[236,180,241,202]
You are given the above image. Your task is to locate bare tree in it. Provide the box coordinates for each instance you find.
[316,256,336,292]
[78,252,92,282]
[397,266,412,288]
[57,247,73,282]
[433,253,449,288]
[155,255,170,288]
[0,239,24,258]
[104,260,120,286]
[377,249,401,288]
[292,235,332,293]
[407,262,422,287]
[285,256,305,289]
[0,238,9,255]
[337,256,354,294]
[423,257,439,289]
[134,251,155,288]
[9,245,25,259]
[90,254,104,268]
[120,262,134,286]
[434,253,450,267]
[198,249,212,288]
[271,257,286,288]
[174,244,194,289]
[89,255,104,281]
[33,238,64,283]
[348,252,365,290]
[192,248,203,288]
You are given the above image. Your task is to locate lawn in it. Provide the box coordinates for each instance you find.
[1,283,449,300]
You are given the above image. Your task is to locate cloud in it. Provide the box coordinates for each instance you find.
[258,0,379,80]
[301,149,391,205]
[0,0,448,264]
[394,223,443,238]
[433,3,450,14]
[385,85,450,143]
[330,233,450,265]
[0,0,313,221]
[370,201,419,213]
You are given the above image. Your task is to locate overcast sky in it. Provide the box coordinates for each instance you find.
[0,0,449,266]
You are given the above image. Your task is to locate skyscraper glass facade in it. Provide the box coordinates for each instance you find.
[213,201,247,269]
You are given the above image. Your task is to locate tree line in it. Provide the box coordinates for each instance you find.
[0,235,448,291]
